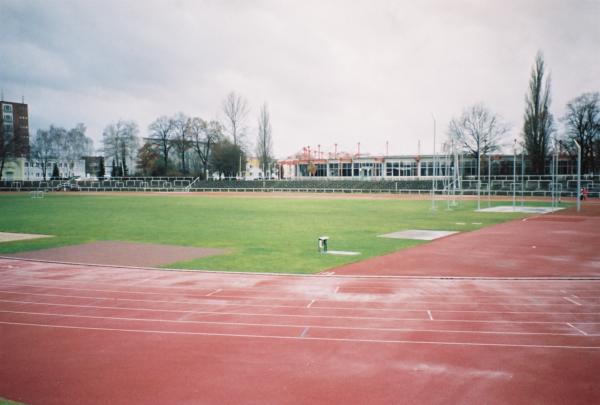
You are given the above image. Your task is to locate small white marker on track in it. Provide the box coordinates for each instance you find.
[427,310,434,320]
[334,286,340,294]
[299,327,310,338]
[566,323,588,336]
[563,297,582,306]
[307,299,315,308]
[206,289,222,297]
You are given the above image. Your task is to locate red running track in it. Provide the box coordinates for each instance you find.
[1,258,600,404]
[332,207,600,277]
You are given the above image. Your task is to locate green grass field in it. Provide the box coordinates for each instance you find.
[0,193,549,274]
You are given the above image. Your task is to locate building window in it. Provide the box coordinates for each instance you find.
[328,163,339,176]
[341,163,352,177]
[420,161,434,176]
[386,162,399,176]
[315,164,327,177]
[399,161,416,176]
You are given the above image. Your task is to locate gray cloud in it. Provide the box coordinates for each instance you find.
[1,0,599,157]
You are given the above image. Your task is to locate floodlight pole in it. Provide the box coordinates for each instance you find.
[477,149,481,211]
[487,153,491,207]
[574,140,581,212]
[554,138,562,207]
[512,139,516,211]
[431,115,437,210]
[521,149,525,207]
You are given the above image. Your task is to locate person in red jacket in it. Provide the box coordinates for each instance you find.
[580,187,589,200]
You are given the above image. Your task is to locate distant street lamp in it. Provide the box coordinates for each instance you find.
[574,140,581,212]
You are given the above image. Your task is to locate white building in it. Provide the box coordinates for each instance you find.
[1,158,87,181]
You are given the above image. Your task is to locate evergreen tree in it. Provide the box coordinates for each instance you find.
[51,163,60,179]
[97,158,105,179]
[523,52,554,174]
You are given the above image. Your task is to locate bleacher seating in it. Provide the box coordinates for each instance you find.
[1,175,598,197]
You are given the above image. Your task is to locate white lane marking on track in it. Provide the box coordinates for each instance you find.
[1,294,599,317]
[2,321,599,350]
[4,282,600,300]
[307,299,315,308]
[563,297,582,306]
[427,310,434,320]
[2,309,590,336]
[5,289,597,311]
[566,323,589,336]
[126,277,160,286]
[3,301,599,328]
[299,326,310,337]
[206,289,222,297]
[2,283,220,298]
[335,286,340,294]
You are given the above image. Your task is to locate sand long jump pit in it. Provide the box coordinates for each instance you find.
[5,241,227,267]
[0,232,52,243]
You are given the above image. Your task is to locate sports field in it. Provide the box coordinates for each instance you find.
[0,193,531,273]
[1,192,599,404]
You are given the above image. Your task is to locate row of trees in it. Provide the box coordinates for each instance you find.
[18,92,275,180]
[447,52,600,175]
[30,124,94,179]
[102,92,275,178]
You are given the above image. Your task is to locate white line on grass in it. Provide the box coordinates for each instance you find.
[2,321,599,350]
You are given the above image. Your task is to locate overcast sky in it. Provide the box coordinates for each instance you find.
[1,0,599,157]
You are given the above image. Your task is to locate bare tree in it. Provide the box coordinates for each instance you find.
[255,103,274,177]
[562,92,600,174]
[171,112,192,174]
[29,124,93,179]
[190,118,223,179]
[61,123,94,177]
[523,52,554,174]
[0,112,13,181]
[147,116,174,174]
[31,128,56,180]
[448,103,509,158]
[102,120,139,176]
[222,92,249,147]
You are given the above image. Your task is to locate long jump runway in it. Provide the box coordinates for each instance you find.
[1,259,600,404]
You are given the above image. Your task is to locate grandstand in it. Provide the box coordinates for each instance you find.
[1,175,598,198]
